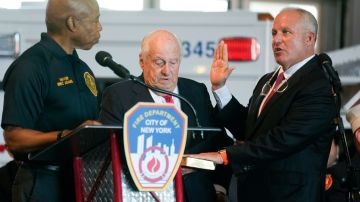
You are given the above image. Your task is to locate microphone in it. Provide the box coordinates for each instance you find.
[318,53,342,93]
[95,51,131,79]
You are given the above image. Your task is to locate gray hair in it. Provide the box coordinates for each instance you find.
[280,7,318,41]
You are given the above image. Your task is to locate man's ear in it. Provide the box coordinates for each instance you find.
[66,16,78,32]
[306,31,315,46]
[356,130,360,143]
[139,54,145,70]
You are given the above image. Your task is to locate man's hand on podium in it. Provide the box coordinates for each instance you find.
[58,120,103,140]
[78,120,103,129]
[73,120,103,136]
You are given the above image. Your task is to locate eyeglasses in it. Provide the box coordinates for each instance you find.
[260,80,288,96]
[260,67,288,96]
[152,57,180,69]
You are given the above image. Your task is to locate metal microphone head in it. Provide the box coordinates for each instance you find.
[318,53,332,66]
[95,51,112,66]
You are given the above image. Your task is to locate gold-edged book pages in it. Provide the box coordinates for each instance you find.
[181,157,215,170]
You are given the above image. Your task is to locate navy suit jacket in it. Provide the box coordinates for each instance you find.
[99,77,232,153]
[99,77,233,202]
[217,55,337,202]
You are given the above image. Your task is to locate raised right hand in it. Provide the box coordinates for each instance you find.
[210,40,235,90]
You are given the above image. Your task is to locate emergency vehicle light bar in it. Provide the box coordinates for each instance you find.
[221,37,260,62]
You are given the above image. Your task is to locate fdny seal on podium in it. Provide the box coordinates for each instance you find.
[123,102,187,191]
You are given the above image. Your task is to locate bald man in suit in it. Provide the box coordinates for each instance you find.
[190,8,337,202]
[99,29,233,202]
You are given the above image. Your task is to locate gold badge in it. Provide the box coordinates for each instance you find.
[57,76,74,87]
[84,72,98,96]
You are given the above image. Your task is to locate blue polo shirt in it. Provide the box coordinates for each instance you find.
[1,33,98,135]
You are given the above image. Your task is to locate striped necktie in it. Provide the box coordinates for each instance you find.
[259,72,285,113]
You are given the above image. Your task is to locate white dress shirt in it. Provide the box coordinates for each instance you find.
[148,86,181,109]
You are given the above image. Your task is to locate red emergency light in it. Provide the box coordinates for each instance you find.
[221,37,260,61]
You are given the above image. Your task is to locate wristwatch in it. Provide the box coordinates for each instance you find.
[218,149,229,165]
[57,130,66,140]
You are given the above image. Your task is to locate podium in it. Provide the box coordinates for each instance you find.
[29,125,221,202]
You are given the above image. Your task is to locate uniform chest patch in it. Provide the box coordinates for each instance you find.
[57,76,74,86]
[84,72,98,96]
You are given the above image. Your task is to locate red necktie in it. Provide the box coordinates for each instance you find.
[163,95,174,104]
[261,72,285,108]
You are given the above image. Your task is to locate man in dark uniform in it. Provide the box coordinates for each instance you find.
[1,0,102,201]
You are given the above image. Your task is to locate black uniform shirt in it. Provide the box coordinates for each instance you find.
[1,33,98,134]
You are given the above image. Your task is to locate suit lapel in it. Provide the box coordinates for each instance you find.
[131,81,154,103]
[176,80,199,148]
[245,78,267,134]
[247,56,319,139]
[131,78,195,126]
[177,80,196,127]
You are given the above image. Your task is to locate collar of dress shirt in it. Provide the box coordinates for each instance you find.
[213,54,315,109]
[283,54,315,79]
[148,86,181,108]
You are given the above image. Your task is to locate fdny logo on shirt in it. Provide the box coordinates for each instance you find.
[57,76,73,86]
[84,72,98,96]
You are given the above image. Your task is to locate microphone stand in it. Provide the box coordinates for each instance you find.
[338,110,360,202]
[128,75,205,138]
[322,61,360,202]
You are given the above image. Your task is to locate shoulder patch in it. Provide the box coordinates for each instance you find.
[84,72,98,96]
